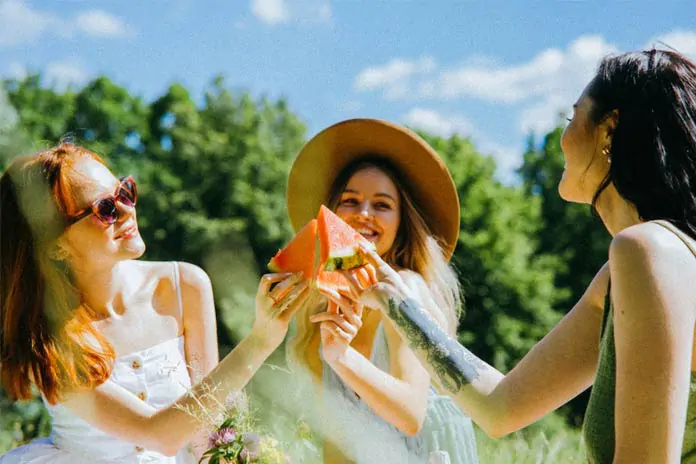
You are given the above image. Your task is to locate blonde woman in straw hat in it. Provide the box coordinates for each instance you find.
[285,119,479,464]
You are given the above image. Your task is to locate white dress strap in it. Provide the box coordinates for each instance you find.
[651,220,696,258]
[172,261,184,318]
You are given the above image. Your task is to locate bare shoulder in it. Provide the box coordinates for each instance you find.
[129,260,213,309]
[610,222,696,314]
[610,222,696,273]
[175,261,213,293]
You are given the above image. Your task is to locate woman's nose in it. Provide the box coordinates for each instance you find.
[116,201,135,223]
[357,202,372,219]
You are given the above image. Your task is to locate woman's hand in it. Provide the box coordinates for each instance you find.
[344,242,416,313]
[310,287,363,364]
[252,272,309,348]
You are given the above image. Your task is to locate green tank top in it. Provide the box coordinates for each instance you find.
[583,220,696,463]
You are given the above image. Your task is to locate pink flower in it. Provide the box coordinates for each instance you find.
[208,427,237,448]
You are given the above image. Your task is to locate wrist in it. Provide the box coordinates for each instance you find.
[325,346,352,368]
[249,324,281,352]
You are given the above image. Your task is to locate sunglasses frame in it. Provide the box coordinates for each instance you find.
[68,176,137,226]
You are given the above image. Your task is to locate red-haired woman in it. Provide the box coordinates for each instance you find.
[0,143,307,463]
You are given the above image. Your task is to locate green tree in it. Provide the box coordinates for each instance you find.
[420,132,565,371]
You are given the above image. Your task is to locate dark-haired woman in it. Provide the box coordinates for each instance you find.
[344,49,696,463]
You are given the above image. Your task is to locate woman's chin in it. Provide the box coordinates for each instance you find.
[558,172,580,203]
[120,238,146,259]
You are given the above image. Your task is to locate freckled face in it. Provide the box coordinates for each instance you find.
[335,167,401,256]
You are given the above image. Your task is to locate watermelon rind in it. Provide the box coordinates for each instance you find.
[323,242,375,271]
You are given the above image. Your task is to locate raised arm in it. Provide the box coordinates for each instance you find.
[355,243,609,437]
[60,272,308,456]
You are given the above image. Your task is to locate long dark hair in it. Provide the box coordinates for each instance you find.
[589,49,696,239]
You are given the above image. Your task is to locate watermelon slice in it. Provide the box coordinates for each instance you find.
[267,219,317,302]
[317,205,375,272]
[268,219,317,277]
[266,207,377,303]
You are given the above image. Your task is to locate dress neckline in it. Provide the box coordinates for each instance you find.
[114,335,184,360]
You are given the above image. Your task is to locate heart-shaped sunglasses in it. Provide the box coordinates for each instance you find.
[68,176,137,225]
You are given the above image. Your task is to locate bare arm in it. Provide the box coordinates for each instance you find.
[179,262,220,457]
[611,224,696,463]
[315,271,444,435]
[61,273,308,456]
[357,243,608,437]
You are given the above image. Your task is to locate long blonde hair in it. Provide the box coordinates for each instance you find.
[287,156,462,380]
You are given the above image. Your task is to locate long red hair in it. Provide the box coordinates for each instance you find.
[0,143,115,405]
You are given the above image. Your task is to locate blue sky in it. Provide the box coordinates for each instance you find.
[2,0,695,181]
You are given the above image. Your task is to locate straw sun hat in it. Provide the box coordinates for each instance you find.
[286,118,460,259]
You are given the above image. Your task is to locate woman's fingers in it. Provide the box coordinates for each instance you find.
[364,264,378,285]
[356,242,395,280]
[320,286,358,315]
[271,280,309,318]
[341,269,364,297]
[258,272,297,298]
[277,284,310,323]
[320,321,352,342]
[310,313,359,337]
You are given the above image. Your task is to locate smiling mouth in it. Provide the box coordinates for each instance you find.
[116,225,138,240]
[353,226,380,241]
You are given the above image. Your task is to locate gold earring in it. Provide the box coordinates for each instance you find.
[602,145,611,164]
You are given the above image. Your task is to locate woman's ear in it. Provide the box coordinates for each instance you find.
[603,109,620,142]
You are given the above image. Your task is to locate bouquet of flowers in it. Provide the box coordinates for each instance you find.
[176,385,289,464]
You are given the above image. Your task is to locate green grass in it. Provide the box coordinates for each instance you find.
[476,428,586,464]
[246,358,588,464]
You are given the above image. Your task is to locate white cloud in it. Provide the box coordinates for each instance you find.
[357,35,616,135]
[6,62,28,80]
[429,35,616,107]
[251,0,289,25]
[354,57,436,100]
[0,0,60,45]
[250,0,331,25]
[75,10,131,38]
[44,60,89,90]
[403,107,473,137]
[317,3,332,22]
[0,1,132,46]
[648,30,696,61]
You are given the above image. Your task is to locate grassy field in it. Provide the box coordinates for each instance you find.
[246,360,588,464]
[476,428,586,464]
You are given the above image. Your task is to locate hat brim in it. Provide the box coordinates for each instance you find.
[287,118,460,260]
